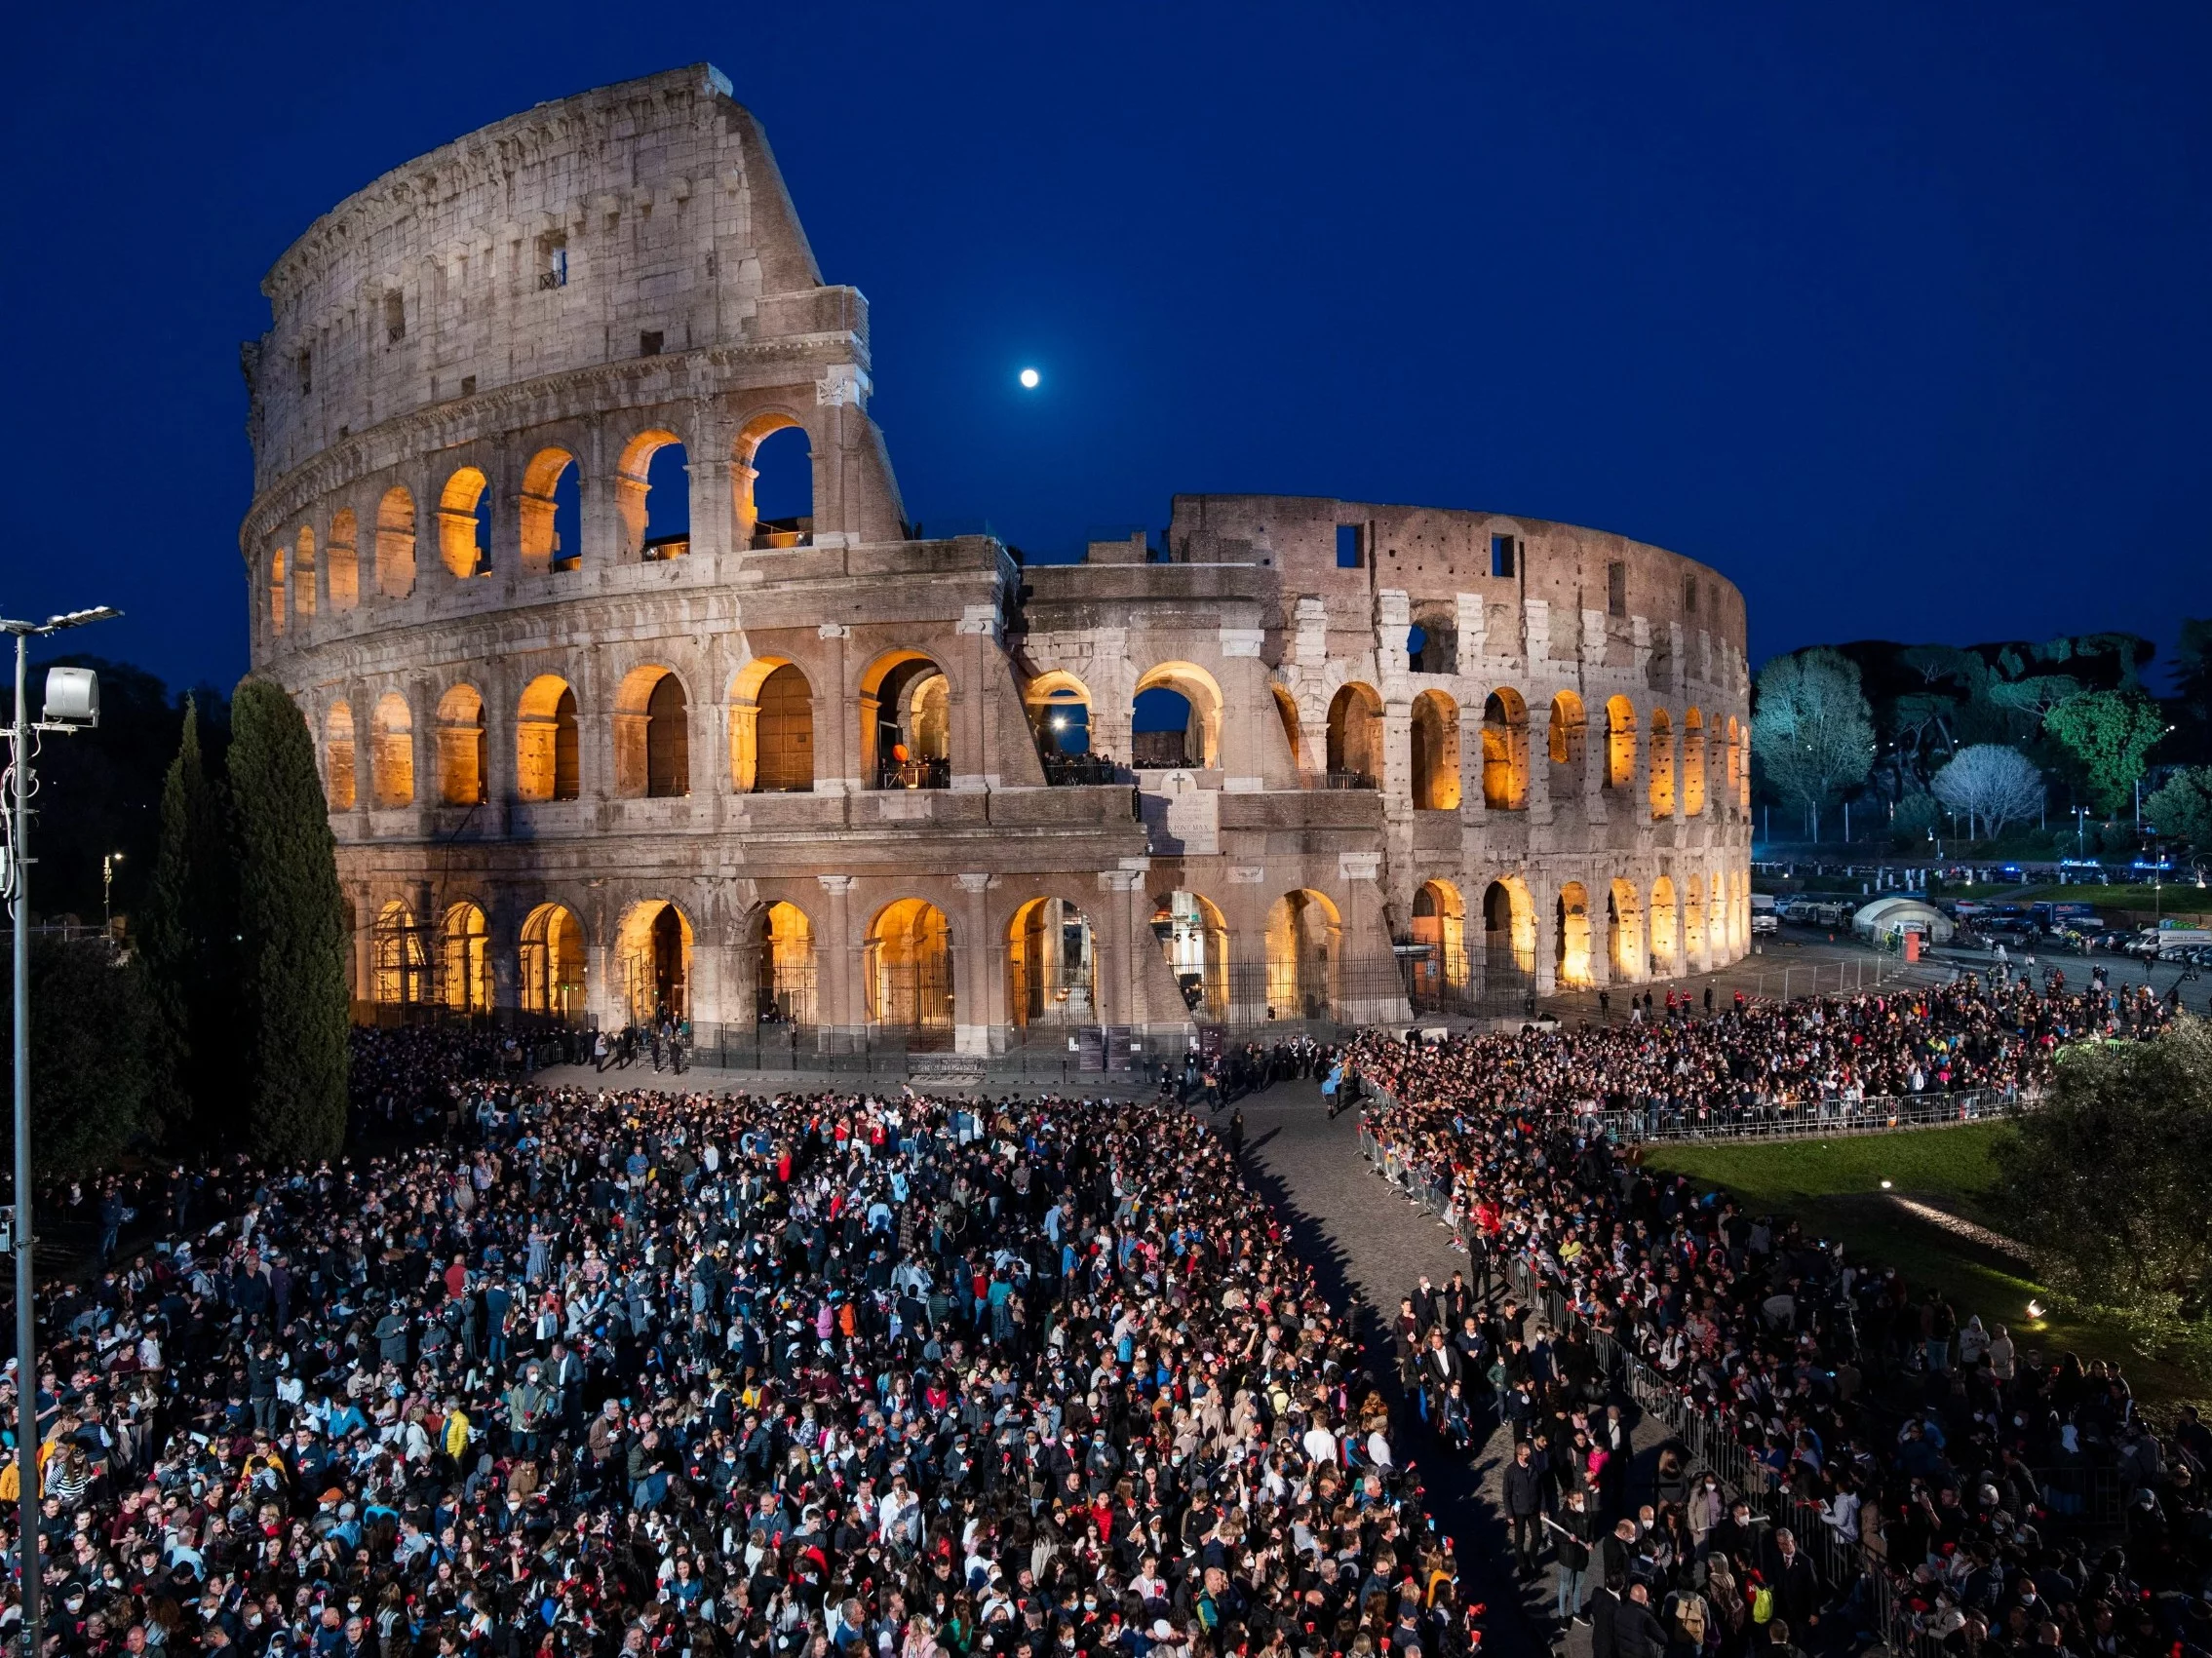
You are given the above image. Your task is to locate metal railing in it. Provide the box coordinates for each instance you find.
[1578,1088,2030,1143]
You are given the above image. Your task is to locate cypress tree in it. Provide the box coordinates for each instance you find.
[136,696,241,1144]
[227,678,349,1160]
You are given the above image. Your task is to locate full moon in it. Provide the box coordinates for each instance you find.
[1019,366,1040,389]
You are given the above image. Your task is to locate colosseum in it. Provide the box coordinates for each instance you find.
[241,64,1754,1061]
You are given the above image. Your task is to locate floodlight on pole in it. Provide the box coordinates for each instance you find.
[4,599,120,1658]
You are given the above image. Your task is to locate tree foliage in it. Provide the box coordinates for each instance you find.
[1928,745,2043,839]
[1994,1021,2212,1361]
[1751,648,1874,835]
[0,938,154,1177]
[134,696,241,1143]
[2042,690,2168,817]
[227,679,349,1162]
[2145,765,2212,854]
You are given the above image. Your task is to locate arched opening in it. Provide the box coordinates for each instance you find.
[1683,707,1706,816]
[1482,878,1536,978]
[1008,898,1097,1026]
[371,901,429,1008]
[520,448,581,573]
[1264,889,1339,1022]
[1409,604,1457,675]
[328,508,359,610]
[1024,672,1099,781]
[440,903,491,1014]
[1727,716,1746,811]
[1325,682,1382,787]
[1547,692,1586,792]
[435,684,486,806]
[1605,696,1637,790]
[375,486,416,598]
[615,430,689,561]
[730,658,814,792]
[1649,708,1677,820]
[1684,874,1706,964]
[1555,881,1593,987]
[736,416,813,549]
[613,667,690,798]
[1649,876,1679,975]
[269,546,288,636]
[756,901,817,1026]
[1152,890,1228,1020]
[862,652,951,789]
[1408,880,1468,1009]
[865,898,953,1037]
[1134,662,1224,770]
[293,525,317,618]
[438,466,491,578]
[1609,879,1643,981]
[1270,685,1306,772]
[616,901,692,1026]
[517,676,580,802]
[324,702,357,812]
[519,904,587,1021]
[1481,688,1530,810]
[369,692,414,808]
[1706,870,1729,959]
[1411,691,1461,811]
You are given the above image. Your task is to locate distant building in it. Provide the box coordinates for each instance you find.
[241,65,1753,1055]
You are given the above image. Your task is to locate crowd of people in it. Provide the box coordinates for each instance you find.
[1347,980,2212,1658]
[3,1040,1479,1658]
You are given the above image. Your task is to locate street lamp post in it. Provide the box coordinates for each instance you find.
[100,853,124,944]
[5,605,119,1658]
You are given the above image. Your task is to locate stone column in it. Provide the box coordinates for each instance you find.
[953,872,997,1056]
[818,624,854,794]
[816,875,861,1044]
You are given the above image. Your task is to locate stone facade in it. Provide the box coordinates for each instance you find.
[242,65,1753,1054]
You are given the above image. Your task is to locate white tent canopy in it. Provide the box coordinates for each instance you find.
[1852,897,1954,944]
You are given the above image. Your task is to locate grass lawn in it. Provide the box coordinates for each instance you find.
[1642,1124,2208,1412]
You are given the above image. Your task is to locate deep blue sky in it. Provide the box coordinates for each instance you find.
[4,1,2206,693]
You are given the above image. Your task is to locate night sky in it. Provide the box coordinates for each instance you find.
[3,1,2206,693]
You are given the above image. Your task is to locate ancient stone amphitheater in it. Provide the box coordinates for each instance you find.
[241,64,1753,1059]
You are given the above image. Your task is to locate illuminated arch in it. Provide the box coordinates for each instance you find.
[517,675,580,802]
[1683,707,1706,816]
[730,657,815,792]
[324,701,357,812]
[1707,869,1730,960]
[862,650,951,788]
[1264,889,1340,1021]
[1325,682,1382,785]
[1271,684,1307,772]
[1023,670,1095,761]
[1649,876,1680,975]
[1135,661,1225,771]
[1482,878,1536,977]
[613,666,689,798]
[327,509,359,610]
[866,898,953,1032]
[374,486,416,598]
[371,901,428,1007]
[438,466,490,578]
[293,525,317,619]
[519,448,579,573]
[734,411,812,550]
[1411,690,1461,811]
[434,683,486,806]
[1684,873,1706,966]
[1649,708,1677,820]
[269,546,288,636]
[614,429,687,561]
[1482,688,1530,810]
[519,904,588,1021]
[369,692,414,808]
[1409,879,1468,1007]
[1153,890,1229,1020]
[1608,878,1644,981]
[1008,897,1098,1026]
[440,903,491,1013]
[1547,691,1586,781]
[616,900,693,1025]
[757,901,817,1026]
[1727,715,1747,811]
[1605,696,1637,790]
[1555,881,1593,987]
